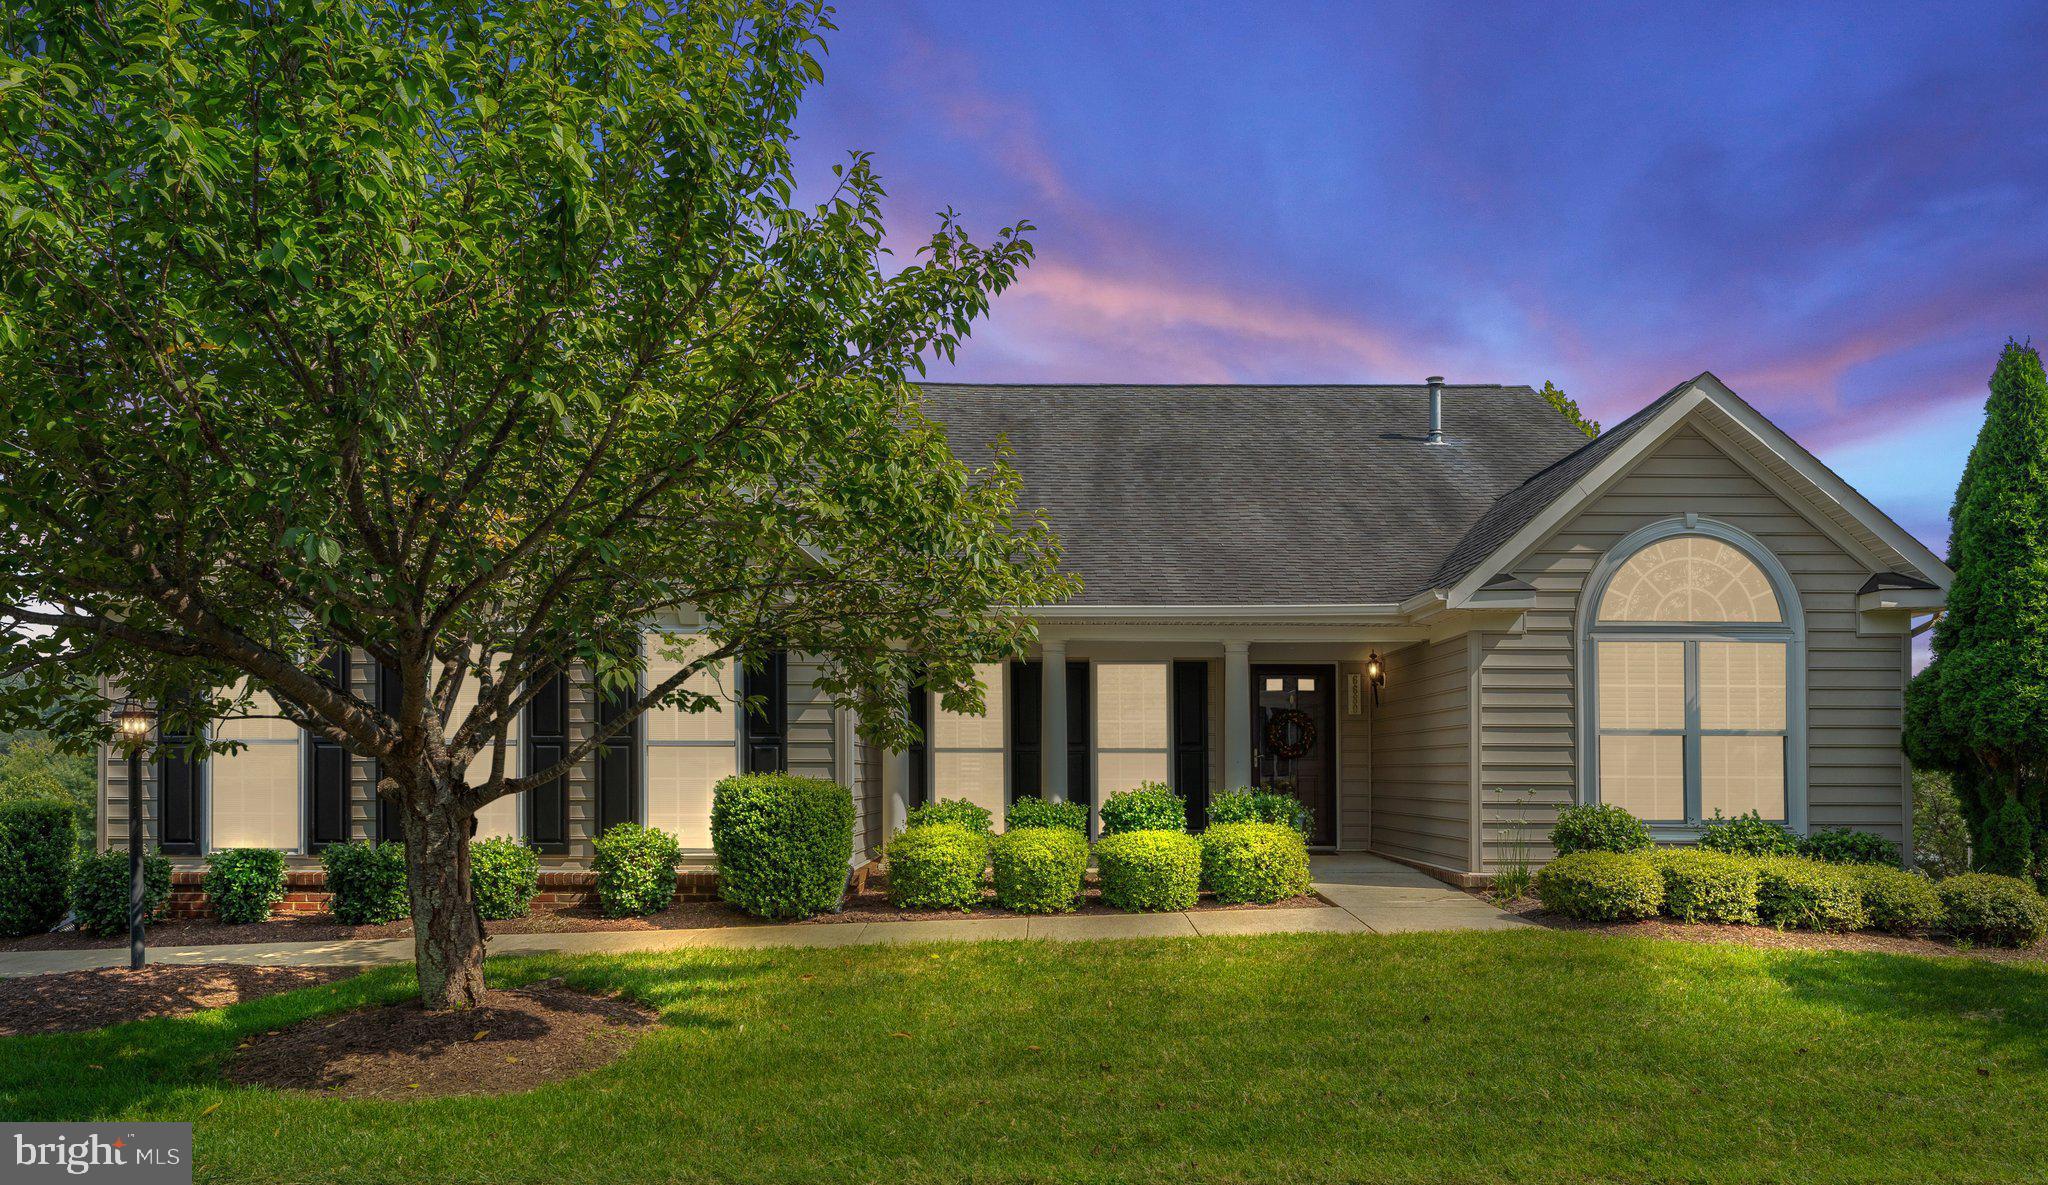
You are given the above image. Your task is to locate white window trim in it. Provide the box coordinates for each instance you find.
[1575,516,1808,838]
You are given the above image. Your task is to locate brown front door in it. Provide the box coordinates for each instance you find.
[1252,664,1336,847]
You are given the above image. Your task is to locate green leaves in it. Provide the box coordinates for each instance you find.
[0,0,1068,782]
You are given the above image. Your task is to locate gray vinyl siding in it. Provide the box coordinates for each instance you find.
[854,714,883,860]
[1337,659,1373,850]
[347,649,381,841]
[785,655,837,783]
[1370,635,1473,872]
[1476,424,1915,871]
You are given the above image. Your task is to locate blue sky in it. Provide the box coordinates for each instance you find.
[790,1,2048,553]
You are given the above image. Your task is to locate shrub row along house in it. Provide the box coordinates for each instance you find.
[96,373,1948,897]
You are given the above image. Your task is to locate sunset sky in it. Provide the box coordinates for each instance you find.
[789,1,2048,555]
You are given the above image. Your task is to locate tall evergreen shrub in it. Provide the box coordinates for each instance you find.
[1905,342,2048,888]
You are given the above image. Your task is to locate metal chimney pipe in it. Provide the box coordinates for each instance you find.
[1425,376,1445,445]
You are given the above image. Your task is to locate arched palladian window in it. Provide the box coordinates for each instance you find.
[1585,525,1802,830]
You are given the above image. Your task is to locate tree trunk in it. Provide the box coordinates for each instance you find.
[405,794,487,1010]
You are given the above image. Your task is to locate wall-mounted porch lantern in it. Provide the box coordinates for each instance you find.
[1364,652,1386,704]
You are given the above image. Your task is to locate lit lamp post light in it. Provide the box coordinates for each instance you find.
[114,701,157,970]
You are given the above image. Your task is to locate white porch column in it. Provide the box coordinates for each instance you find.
[881,745,911,837]
[1040,641,1069,802]
[1223,641,1252,790]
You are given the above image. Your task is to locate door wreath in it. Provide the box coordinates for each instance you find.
[1264,708,1317,760]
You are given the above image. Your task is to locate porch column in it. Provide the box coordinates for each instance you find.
[1223,641,1252,789]
[881,746,910,837]
[1041,641,1069,802]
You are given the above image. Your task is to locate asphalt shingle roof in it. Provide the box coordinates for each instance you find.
[1426,378,1694,590]
[917,383,1595,606]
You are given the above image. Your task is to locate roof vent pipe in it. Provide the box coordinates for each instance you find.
[1425,376,1446,445]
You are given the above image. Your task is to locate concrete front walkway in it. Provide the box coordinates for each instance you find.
[0,854,1526,979]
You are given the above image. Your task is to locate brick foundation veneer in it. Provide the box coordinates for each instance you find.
[164,867,725,921]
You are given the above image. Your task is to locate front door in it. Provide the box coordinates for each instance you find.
[1252,665,1336,847]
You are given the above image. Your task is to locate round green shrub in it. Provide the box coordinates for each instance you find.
[1845,864,1944,934]
[1533,851,1663,921]
[1939,873,2048,948]
[0,799,77,937]
[1550,803,1652,856]
[1649,848,1758,923]
[69,848,172,936]
[1200,822,1311,904]
[904,797,994,837]
[1795,828,1898,866]
[592,823,683,918]
[1099,782,1187,837]
[1095,830,1201,911]
[202,847,287,924]
[886,823,987,911]
[711,773,856,919]
[1697,810,1798,857]
[1005,795,1088,834]
[320,840,410,925]
[990,826,1088,914]
[1753,857,1867,931]
[469,837,540,921]
[1206,787,1313,836]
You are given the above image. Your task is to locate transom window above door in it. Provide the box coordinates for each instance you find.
[1587,526,1800,830]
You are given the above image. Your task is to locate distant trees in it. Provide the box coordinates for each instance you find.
[1539,381,1599,438]
[1905,341,2048,887]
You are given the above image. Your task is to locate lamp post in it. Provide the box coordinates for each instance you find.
[114,702,156,970]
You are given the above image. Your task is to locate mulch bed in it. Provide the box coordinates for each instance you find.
[2,878,1332,951]
[0,965,362,1037]
[1491,894,2048,964]
[222,980,657,1099]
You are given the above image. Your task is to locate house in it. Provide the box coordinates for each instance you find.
[97,372,1949,892]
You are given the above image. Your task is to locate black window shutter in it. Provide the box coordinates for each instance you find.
[375,663,403,844]
[156,718,202,855]
[307,648,352,850]
[595,682,640,834]
[905,680,929,809]
[741,650,788,774]
[1009,661,1043,801]
[1066,661,1092,810]
[524,673,571,853]
[1172,660,1210,830]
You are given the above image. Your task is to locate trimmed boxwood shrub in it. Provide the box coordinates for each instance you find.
[1099,782,1187,836]
[1697,810,1798,857]
[1550,803,1652,856]
[321,841,410,925]
[886,824,987,911]
[904,797,994,838]
[0,799,77,937]
[70,848,172,936]
[469,837,540,921]
[1939,873,2048,948]
[1200,822,1311,904]
[202,847,287,924]
[1846,864,1944,934]
[1206,788,1312,836]
[1649,848,1758,924]
[990,826,1088,914]
[1005,795,1088,834]
[1095,830,1201,911]
[593,823,683,918]
[1534,851,1662,920]
[1753,857,1867,931]
[711,773,856,919]
[1796,828,1897,866]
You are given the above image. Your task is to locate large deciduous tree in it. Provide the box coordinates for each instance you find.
[0,0,1074,1007]
[1905,341,2048,886]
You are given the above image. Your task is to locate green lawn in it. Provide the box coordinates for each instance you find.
[4,930,2045,1183]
